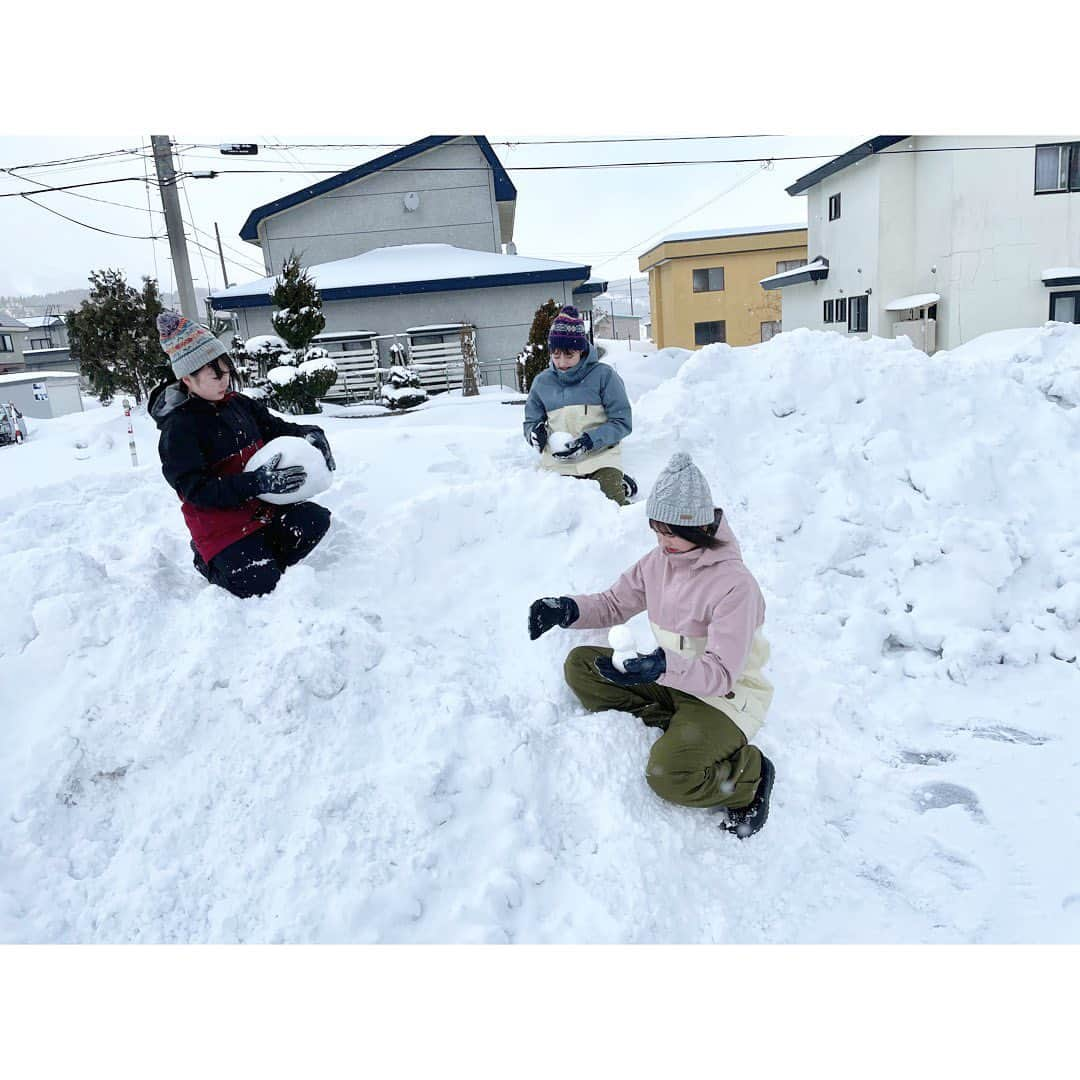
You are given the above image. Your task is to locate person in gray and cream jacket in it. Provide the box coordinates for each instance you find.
[523,306,636,505]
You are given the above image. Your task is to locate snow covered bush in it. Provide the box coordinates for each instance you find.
[519,299,559,391]
[379,365,428,411]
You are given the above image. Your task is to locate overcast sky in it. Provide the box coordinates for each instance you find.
[0,134,858,303]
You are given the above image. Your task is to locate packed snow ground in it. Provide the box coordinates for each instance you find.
[2,325,1079,943]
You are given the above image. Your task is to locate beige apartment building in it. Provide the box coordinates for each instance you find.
[639,224,808,348]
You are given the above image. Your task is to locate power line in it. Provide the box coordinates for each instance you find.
[0,165,164,216]
[0,176,156,199]
[192,136,779,151]
[594,163,770,271]
[0,146,146,173]
[18,193,163,240]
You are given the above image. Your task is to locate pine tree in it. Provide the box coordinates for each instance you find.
[270,252,326,349]
[66,270,169,405]
[520,298,560,391]
[265,253,336,414]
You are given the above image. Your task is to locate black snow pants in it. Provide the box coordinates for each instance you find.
[202,502,332,598]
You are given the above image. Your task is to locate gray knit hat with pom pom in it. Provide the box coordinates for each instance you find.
[646,453,714,526]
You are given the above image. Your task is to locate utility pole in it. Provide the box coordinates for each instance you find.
[213,222,231,288]
[150,135,198,323]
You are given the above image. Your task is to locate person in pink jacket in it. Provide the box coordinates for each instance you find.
[528,453,775,837]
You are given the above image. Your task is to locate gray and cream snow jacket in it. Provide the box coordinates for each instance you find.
[523,351,632,477]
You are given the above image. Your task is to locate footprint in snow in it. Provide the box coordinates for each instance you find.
[912,782,985,821]
[957,724,1051,746]
[898,749,955,766]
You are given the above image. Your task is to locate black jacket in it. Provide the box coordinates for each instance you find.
[149,382,324,559]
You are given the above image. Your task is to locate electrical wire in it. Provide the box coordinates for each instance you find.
[0,175,156,198]
[17,194,163,240]
[593,163,770,271]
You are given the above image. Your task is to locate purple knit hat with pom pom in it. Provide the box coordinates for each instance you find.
[548,305,590,356]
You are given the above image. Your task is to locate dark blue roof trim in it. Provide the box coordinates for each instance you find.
[760,258,829,290]
[572,281,608,296]
[1044,273,1080,287]
[209,265,590,311]
[786,136,909,195]
[239,135,517,242]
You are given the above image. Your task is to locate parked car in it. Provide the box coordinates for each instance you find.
[0,402,28,446]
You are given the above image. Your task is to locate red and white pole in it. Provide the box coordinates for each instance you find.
[123,398,138,466]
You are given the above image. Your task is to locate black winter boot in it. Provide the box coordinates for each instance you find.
[721,754,775,839]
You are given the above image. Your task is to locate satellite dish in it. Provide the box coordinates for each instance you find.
[403,191,420,212]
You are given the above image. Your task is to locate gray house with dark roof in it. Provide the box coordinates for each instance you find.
[0,313,28,374]
[211,135,604,394]
[240,135,520,275]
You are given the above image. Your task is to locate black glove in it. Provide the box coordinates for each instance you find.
[252,452,307,496]
[552,432,594,461]
[304,428,336,471]
[528,596,579,640]
[527,421,549,452]
[594,647,667,686]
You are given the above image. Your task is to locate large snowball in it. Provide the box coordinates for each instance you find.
[245,435,332,505]
[548,431,575,454]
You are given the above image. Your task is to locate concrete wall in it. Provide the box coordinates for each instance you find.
[0,376,83,419]
[255,138,504,274]
[229,279,588,368]
[641,230,809,348]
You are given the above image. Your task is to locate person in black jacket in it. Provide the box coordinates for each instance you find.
[150,311,335,598]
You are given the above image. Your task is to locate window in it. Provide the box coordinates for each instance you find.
[777,259,807,274]
[835,297,847,323]
[0,334,13,352]
[1050,292,1080,324]
[694,320,726,345]
[29,337,53,350]
[1035,143,1080,193]
[692,267,725,292]
[828,193,842,220]
[760,321,781,342]
[823,299,835,323]
[848,295,869,333]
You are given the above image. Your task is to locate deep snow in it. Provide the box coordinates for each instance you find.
[2,324,1079,943]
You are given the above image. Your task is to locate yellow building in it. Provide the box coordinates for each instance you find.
[639,225,808,349]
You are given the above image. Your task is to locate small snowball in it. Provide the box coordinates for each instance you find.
[548,431,575,454]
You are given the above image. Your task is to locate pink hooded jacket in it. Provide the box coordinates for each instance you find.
[571,516,771,732]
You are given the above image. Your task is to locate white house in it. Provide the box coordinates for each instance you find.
[761,136,1080,351]
[0,313,28,374]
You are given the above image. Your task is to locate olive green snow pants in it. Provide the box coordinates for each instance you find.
[577,467,628,506]
[563,645,762,810]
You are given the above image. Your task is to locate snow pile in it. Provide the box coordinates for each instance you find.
[2,324,1079,944]
[266,365,298,386]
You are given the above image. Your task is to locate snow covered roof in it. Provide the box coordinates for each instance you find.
[406,323,471,333]
[759,258,830,290]
[19,315,65,328]
[312,329,378,340]
[239,136,517,244]
[0,370,80,383]
[209,244,591,311]
[1042,267,1080,286]
[0,312,28,330]
[885,293,940,312]
[660,223,807,244]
